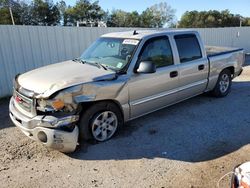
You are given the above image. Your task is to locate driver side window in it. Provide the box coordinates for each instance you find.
[139,36,174,68]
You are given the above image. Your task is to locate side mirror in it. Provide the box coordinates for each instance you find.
[137,61,156,74]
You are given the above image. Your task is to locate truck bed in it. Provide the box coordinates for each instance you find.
[205,45,244,92]
[206,46,243,57]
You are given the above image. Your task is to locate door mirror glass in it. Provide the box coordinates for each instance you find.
[137,61,156,74]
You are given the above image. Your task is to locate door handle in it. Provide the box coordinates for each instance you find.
[170,71,178,78]
[198,64,205,70]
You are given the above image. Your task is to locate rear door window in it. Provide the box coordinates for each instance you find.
[174,34,202,63]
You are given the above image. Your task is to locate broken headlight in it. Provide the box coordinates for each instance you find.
[37,99,65,112]
[37,97,76,112]
[37,86,81,112]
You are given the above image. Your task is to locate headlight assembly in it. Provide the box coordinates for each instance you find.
[51,99,65,110]
[37,99,65,112]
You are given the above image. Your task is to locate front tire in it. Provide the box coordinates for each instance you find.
[210,69,232,97]
[79,102,123,142]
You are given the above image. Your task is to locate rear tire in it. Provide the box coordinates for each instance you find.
[210,69,232,97]
[79,102,123,142]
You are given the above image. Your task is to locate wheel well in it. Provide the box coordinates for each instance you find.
[224,66,235,76]
[79,100,124,119]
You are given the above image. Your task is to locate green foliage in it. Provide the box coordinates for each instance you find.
[0,1,175,27]
[107,2,175,28]
[1,1,248,28]
[0,7,11,24]
[141,2,176,28]
[29,0,60,25]
[107,10,140,27]
[178,10,249,28]
[242,17,250,26]
[63,0,105,26]
[0,0,60,25]
[0,0,27,25]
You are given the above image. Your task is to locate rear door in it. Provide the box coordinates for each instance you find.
[174,34,209,101]
[128,36,179,118]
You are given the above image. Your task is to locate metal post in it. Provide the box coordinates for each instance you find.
[9,2,15,25]
[239,17,245,27]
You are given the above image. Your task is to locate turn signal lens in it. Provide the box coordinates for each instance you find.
[52,100,65,110]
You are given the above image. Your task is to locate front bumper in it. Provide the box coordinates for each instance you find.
[9,97,79,153]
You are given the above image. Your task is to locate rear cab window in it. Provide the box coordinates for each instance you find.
[174,34,202,63]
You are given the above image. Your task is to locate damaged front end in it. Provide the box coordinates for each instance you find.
[9,66,126,153]
[9,80,83,153]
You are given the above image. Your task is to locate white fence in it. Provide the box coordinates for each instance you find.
[0,25,250,97]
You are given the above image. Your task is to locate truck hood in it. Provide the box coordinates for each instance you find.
[18,61,116,98]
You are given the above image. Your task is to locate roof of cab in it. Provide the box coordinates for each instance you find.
[101,29,196,40]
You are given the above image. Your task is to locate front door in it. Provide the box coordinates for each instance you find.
[128,36,179,118]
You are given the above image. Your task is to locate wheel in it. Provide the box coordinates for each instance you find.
[79,102,123,142]
[210,69,232,97]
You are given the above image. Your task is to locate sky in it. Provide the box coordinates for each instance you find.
[61,0,250,20]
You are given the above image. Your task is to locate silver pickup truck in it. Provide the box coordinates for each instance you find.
[9,30,244,152]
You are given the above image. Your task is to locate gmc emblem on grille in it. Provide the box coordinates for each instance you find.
[15,96,23,103]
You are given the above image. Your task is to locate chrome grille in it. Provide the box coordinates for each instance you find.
[13,90,36,116]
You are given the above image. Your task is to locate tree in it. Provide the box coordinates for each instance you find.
[126,11,141,27]
[107,10,142,27]
[63,0,105,26]
[18,1,33,25]
[0,6,11,24]
[0,0,28,25]
[140,8,154,28]
[29,0,60,26]
[56,0,66,24]
[0,0,177,27]
[178,10,244,28]
[107,2,175,28]
[90,1,105,21]
[107,9,128,27]
[243,18,250,26]
[0,0,60,25]
[141,2,175,28]
[2,1,247,28]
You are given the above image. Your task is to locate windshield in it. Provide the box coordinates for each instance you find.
[80,37,139,71]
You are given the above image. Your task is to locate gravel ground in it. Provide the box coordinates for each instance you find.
[0,56,250,188]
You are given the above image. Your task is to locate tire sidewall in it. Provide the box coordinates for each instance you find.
[214,69,232,97]
[79,102,123,142]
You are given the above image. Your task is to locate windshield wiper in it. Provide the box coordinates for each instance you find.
[73,58,112,71]
[73,58,86,64]
[93,62,108,70]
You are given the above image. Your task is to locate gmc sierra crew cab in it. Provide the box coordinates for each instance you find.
[9,30,245,152]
